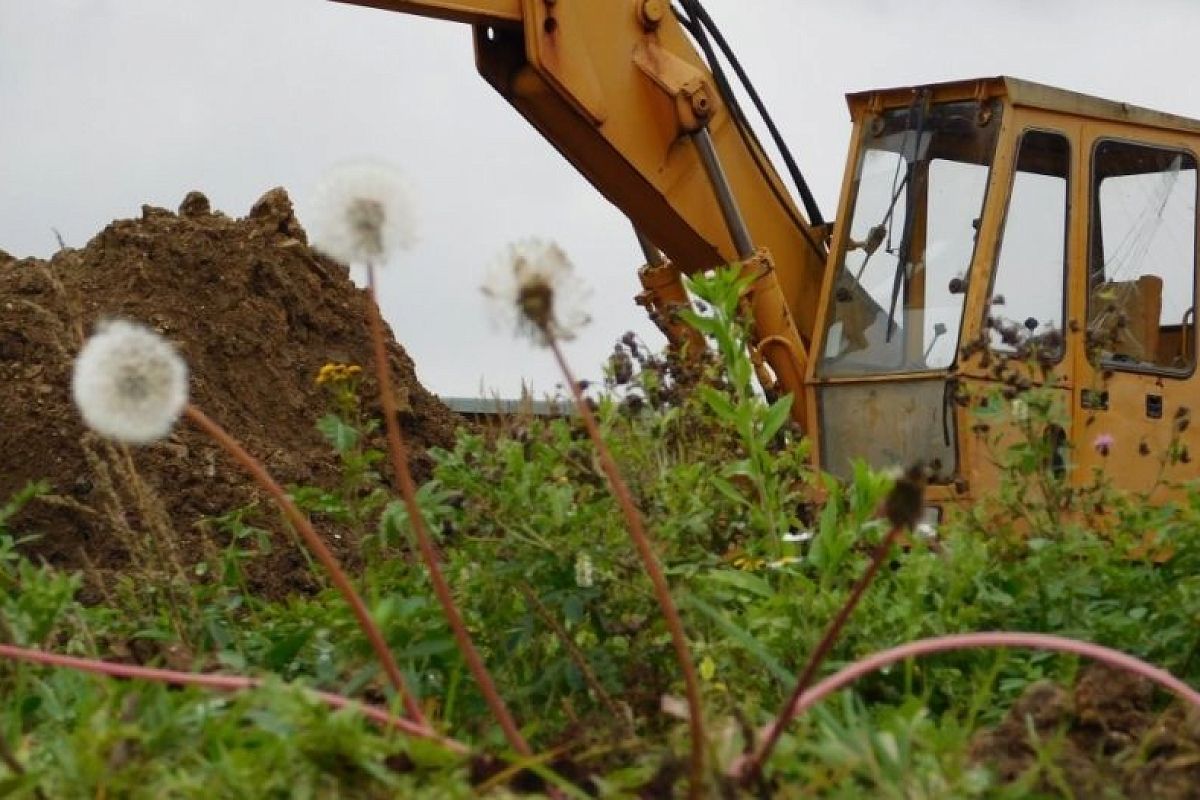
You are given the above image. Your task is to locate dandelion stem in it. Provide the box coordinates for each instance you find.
[365,266,530,758]
[182,404,426,726]
[742,523,904,780]
[548,337,707,800]
[0,642,465,753]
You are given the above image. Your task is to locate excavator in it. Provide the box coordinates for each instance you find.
[334,0,1200,516]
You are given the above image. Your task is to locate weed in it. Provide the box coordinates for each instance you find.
[5,247,1200,797]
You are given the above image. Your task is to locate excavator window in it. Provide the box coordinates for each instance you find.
[1087,140,1197,373]
[986,130,1071,358]
[820,99,1002,377]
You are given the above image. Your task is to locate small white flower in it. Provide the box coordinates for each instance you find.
[310,160,417,266]
[574,552,595,588]
[481,238,591,346]
[72,320,188,444]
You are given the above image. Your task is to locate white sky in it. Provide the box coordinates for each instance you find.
[4,0,1199,398]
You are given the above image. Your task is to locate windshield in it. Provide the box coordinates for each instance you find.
[819,98,1002,377]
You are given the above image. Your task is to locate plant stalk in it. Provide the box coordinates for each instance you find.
[742,523,904,780]
[548,337,707,800]
[183,404,426,726]
[365,266,531,758]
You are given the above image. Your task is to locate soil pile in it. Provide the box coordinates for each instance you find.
[971,664,1200,797]
[0,188,462,597]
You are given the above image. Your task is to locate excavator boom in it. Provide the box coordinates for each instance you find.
[335,0,520,25]
[332,0,828,419]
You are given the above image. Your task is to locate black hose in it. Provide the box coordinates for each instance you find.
[672,5,825,261]
[680,0,825,227]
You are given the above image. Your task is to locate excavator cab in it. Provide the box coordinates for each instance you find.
[808,77,1200,505]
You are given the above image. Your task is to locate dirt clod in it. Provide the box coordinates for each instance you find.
[178,190,211,218]
[0,188,462,598]
[971,664,1200,798]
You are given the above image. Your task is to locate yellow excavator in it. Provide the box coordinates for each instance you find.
[335,0,1200,514]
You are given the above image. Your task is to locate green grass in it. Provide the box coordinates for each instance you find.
[3,270,1199,796]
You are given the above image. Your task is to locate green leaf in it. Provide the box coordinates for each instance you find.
[678,308,721,337]
[697,386,737,423]
[562,593,584,625]
[711,476,750,507]
[263,628,314,672]
[703,568,774,598]
[731,359,754,397]
[378,501,405,547]
[406,736,467,769]
[723,459,755,479]
[685,593,793,684]
[758,393,795,446]
[398,636,458,660]
[0,480,48,527]
[316,414,359,454]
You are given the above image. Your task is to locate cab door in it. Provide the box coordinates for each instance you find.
[957,121,1079,497]
[1071,125,1200,496]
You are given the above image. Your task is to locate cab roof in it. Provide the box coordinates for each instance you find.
[846,76,1200,136]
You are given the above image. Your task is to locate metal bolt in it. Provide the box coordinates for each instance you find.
[639,0,665,29]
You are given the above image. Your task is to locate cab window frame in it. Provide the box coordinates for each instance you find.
[1086,136,1199,379]
[983,127,1073,364]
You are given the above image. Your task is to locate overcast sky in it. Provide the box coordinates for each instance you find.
[4,0,1199,398]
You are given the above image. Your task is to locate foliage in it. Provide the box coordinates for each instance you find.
[681,269,810,556]
[5,270,1200,796]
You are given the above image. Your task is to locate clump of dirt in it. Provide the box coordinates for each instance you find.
[970,664,1200,798]
[0,188,463,598]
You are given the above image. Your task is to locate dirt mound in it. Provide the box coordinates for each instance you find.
[970,664,1200,798]
[0,188,462,598]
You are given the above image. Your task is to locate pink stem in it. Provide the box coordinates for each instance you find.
[549,339,707,800]
[740,631,1200,776]
[745,524,903,776]
[0,643,468,754]
[364,266,530,757]
[184,404,426,725]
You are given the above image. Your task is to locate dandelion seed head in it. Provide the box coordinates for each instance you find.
[72,320,188,444]
[482,238,591,346]
[310,160,417,266]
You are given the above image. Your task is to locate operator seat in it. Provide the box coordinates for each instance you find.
[1089,274,1163,363]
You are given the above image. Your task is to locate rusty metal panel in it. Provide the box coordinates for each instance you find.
[818,380,956,479]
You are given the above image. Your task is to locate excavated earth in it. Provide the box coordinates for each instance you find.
[0,189,462,599]
[971,664,1200,798]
